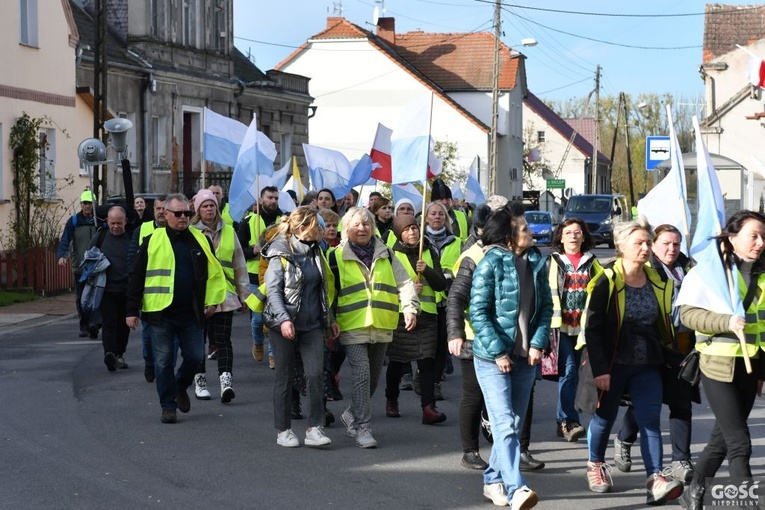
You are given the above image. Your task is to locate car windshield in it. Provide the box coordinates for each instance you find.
[567,197,611,213]
[524,213,549,224]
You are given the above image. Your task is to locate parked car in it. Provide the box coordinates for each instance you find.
[562,194,629,248]
[524,210,555,245]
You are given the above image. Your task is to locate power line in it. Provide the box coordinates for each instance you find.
[535,76,592,95]
[475,0,764,18]
[508,9,701,50]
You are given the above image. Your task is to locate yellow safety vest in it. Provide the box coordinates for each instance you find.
[214,224,236,294]
[452,209,469,241]
[245,283,267,313]
[395,250,437,315]
[246,213,280,275]
[142,228,227,312]
[436,237,462,303]
[139,221,156,245]
[452,243,484,340]
[384,230,397,248]
[331,249,399,331]
[221,203,234,228]
[696,272,765,358]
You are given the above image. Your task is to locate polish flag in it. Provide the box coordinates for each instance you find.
[748,55,765,88]
[370,123,393,182]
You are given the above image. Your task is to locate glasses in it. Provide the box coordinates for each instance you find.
[563,230,583,237]
[166,209,193,218]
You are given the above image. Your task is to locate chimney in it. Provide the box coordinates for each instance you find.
[377,17,395,45]
[327,17,343,29]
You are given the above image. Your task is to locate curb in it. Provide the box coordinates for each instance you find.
[0,313,78,335]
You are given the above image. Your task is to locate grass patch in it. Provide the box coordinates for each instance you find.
[0,289,39,307]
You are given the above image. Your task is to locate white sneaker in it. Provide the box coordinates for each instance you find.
[511,486,538,510]
[194,373,211,400]
[276,429,300,448]
[341,407,357,438]
[220,372,235,404]
[305,426,332,447]
[355,427,378,449]
[483,482,508,507]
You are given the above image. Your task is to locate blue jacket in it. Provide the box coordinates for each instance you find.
[469,245,553,361]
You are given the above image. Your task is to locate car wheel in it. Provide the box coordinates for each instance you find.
[607,240,615,249]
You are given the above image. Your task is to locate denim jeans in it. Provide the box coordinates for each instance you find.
[151,317,204,410]
[249,283,272,357]
[142,320,178,368]
[474,355,537,505]
[587,363,663,475]
[556,332,581,424]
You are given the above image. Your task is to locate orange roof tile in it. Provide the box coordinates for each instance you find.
[395,31,519,91]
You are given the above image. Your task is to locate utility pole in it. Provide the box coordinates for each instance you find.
[488,0,501,195]
[591,65,601,194]
[622,92,636,208]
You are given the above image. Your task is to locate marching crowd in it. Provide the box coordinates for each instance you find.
[56,179,765,510]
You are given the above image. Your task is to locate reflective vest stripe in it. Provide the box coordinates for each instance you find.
[548,257,563,328]
[220,260,234,269]
[244,283,267,313]
[333,250,399,331]
[142,228,227,312]
[338,282,367,297]
[697,272,765,357]
[394,249,437,314]
[146,269,172,277]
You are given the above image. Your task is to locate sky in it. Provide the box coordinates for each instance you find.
[232,0,726,105]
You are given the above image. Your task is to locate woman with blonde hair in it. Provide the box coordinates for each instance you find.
[263,206,339,448]
[581,218,683,505]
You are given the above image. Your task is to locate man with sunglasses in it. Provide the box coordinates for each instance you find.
[126,194,227,424]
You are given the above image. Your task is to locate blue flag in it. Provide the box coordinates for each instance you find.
[228,116,277,222]
[675,116,744,317]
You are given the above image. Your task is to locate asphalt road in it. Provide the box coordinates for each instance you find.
[1,300,763,509]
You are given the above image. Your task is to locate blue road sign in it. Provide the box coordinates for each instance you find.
[646,136,671,170]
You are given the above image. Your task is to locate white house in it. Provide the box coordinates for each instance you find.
[698,4,765,214]
[523,91,610,206]
[276,17,528,199]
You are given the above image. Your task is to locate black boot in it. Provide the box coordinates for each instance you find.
[520,450,545,471]
[678,479,704,510]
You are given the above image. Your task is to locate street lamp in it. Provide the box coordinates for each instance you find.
[488,1,537,195]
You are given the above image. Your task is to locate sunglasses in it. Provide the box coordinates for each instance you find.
[166,209,193,218]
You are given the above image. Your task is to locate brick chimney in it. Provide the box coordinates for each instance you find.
[377,17,395,45]
[327,17,343,29]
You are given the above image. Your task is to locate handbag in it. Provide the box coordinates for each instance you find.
[541,328,560,381]
[677,350,700,386]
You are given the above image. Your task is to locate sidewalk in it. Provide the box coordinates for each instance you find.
[0,291,77,330]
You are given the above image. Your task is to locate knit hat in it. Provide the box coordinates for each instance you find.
[80,190,96,203]
[194,189,218,212]
[393,214,418,241]
[430,178,452,201]
[394,198,415,216]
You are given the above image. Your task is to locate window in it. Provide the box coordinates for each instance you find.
[213,0,227,52]
[280,133,292,168]
[19,0,38,47]
[151,0,166,39]
[38,128,56,199]
[117,112,136,161]
[537,131,546,143]
[151,116,167,167]
[182,0,199,47]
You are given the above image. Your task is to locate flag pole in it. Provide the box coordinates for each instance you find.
[417,92,436,279]
[721,243,753,374]
[255,173,261,241]
[736,44,760,59]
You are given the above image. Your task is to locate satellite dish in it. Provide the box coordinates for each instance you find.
[564,187,575,199]
[372,6,379,25]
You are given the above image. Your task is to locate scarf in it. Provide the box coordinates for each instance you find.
[349,241,376,269]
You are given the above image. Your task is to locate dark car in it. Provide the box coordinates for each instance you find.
[524,210,555,245]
